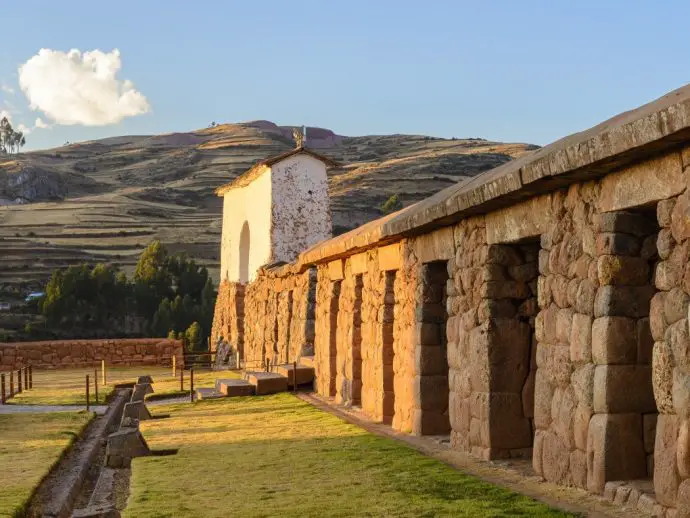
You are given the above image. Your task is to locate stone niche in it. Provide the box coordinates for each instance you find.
[413,261,451,435]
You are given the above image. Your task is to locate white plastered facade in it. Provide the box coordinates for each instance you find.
[219,152,332,283]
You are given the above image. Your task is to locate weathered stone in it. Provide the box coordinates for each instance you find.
[533,430,545,476]
[552,385,577,450]
[668,319,690,374]
[570,313,592,363]
[105,428,150,468]
[571,364,595,409]
[598,154,684,214]
[131,383,154,402]
[488,393,532,451]
[640,233,658,261]
[137,375,153,384]
[657,229,675,260]
[570,449,587,489]
[677,479,690,518]
[573,403,591,451]
[587,413,646,494]
[667,288,690,326]
[650,292,668,342]
[674,370,690,419]
[487,319,530,393]
[541,431,570,485]
[555,308,573,345]
[534,369,554,430]
[594,285,655,318]
[653,341,675,414]
[574,280,597,316]
[654,414,680,507]
[122,401,151,422]
[672,190,690,243]
[596,233,641,256]
[486,245,524,266]
[591,317,637,365]
[522,370,535,419]
[656,260,683,291]
[597,255,649,286]
[508,262,538,283]
[677,419,690,478]
[593,365,655,413]
[658,198,677,228]
[481,281,529,299]
[566,278,579,308]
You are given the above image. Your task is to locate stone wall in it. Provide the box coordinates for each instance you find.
[242,265,316,370]
[0,338,183,370]
[211,280,245,354]
[211,87,690,514]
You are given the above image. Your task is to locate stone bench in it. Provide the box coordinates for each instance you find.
[215,378,255,397]
[245,372,288,395]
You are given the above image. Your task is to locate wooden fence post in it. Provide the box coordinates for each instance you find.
[293,361,298,393]
[17,368,22,393]
[190,368,194,403]
[1,374,5,404]
[101,360,106,386]
[94,369,99,404]
[86,375,90,412]
[9,371,13,397]
[23,367,28,390]
[172,355,176,378]
[180,367,184,391]
[28,366,33,389]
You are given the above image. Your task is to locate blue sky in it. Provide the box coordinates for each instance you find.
[1,0,688,150]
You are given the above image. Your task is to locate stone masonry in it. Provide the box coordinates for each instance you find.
[213,86,690,514]
[0,338,183,371]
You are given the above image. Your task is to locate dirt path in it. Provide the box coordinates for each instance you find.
[0,404,108,414]
[298,392,650,518]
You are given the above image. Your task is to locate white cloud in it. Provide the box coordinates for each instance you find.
[1,83,14,95]
[18,48,150,126]
[34,117,49,129]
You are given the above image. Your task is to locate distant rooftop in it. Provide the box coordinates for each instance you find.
[215,146,339,196]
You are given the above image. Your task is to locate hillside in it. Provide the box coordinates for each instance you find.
[0,121,537,296]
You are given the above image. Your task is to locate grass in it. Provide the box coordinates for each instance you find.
[8,366,241,406]
[0,411,92,516]
[126,394,575,518]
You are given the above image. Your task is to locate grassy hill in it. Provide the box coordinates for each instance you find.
[0,120,537,297]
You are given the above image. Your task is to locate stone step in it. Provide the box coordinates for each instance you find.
[215,378,255,397]
[299,356,315,368]
[195,388,225,400]
[275,364,315,386]
[245,371,289,395]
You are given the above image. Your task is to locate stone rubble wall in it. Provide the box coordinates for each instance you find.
[0,338,184,370]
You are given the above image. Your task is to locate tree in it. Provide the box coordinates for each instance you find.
[0,117,26,154]
[184,321,202,352]
[133,241,172,318]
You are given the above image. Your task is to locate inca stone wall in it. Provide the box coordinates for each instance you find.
[211,280,245,354]
[0,338,183,370]
[242,265,316,369]
[212,86,690,514]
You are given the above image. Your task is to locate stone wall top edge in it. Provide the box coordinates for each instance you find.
[0,338,180,349]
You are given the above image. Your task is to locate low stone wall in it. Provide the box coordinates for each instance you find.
[0,338,184,370]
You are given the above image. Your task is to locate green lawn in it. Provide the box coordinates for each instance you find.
[8,366,240,406]
[126,394,575,518]
[0,411,92,516]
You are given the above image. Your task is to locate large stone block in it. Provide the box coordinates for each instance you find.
[131,383,154,402]
[674,370,690,418]
[105,428,150,468]
[637,318,654,365]
[122,401,151,423]
[653,341,675,414]
[541,431,571,485]
[654,414,681,507]
[678,479,690,518]
[414,375,449,411]
[593,365,655,414]
[574,280,597,316]
[570,313,592,362]
[597,255,649,286]
[488,393,532,451]
[534,369,554,430]
[598,153,684,214]
[586,413,646,494]
[678,418,690,479]
[594,285,655,318]
[591,317,637,365]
